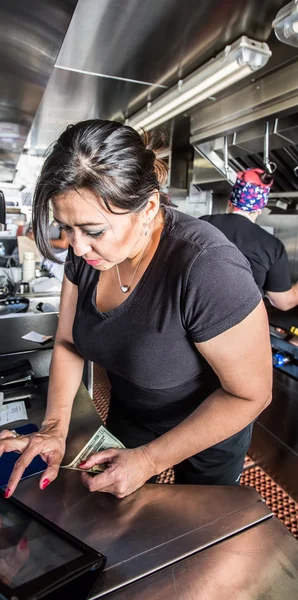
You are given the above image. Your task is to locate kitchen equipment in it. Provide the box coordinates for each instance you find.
[0,286,8,300]
[0,296,29,315]
[0,191,6,231]
[36,302,59,313]
[22,251,35,282]
[18,281,30,294]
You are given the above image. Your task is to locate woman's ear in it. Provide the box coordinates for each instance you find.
[144,191,160,223]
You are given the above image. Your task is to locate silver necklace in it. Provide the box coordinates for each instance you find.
[115,239,150,293]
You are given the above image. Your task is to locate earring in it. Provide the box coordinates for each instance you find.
[143,221,149,236]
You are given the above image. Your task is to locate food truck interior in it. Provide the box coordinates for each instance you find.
[1,1,298,598]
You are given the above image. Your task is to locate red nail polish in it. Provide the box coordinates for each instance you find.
[78,461,86,467]
[41,478,50,490]
[4,488,10,498]
[19,538,28,550]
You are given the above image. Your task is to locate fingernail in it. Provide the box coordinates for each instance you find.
[18,538,28,550]
[41,478,50,490]
[4,488,10,499]
[78,461,87,468]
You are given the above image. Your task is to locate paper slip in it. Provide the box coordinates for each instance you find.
[62,425,125,474]
[0,401,28,426]
[22,331,53,344]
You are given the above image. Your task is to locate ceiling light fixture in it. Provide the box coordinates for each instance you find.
[127,36,271,132]
[273,0,298,47]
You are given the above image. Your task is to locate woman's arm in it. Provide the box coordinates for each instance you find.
[1,276,84,496]
[80,301,272,496]
[42,275,84,437]
[50,229,69,251]
[145,300,272,474]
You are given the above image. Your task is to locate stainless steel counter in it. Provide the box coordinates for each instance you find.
[108,516,298,600]
[4,384,285,598]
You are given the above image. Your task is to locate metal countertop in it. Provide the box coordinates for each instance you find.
[7,386,275,598]
[108,516,298,600]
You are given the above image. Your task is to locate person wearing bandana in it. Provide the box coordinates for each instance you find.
[201,169,298,311]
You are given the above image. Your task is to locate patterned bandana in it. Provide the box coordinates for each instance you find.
[229,169,273,212]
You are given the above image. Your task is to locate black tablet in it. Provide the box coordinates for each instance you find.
[0,491,106,600]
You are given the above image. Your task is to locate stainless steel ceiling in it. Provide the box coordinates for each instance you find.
[25,0,289,157]
[0,0,78,181]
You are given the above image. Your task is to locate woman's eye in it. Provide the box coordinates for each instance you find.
[85,231,105,239]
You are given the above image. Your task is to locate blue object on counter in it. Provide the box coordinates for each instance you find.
[0,423,47,488]
[272,352,290,367]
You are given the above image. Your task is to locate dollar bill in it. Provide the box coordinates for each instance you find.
[61,425,125,474]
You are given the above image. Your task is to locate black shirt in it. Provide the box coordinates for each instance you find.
[65,208,260,432]
[200,213,292,294]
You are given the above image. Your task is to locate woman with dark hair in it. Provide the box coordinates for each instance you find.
[1,120,272,499]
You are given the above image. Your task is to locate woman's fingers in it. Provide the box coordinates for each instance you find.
[39,454,62,490]
[78,448,118,469]
[0,435,29,458]
[81,469,116,493]
[0,429,16,440]
[5,444,46,498]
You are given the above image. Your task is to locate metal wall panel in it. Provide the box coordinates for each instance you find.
[56,0,286,91]
[0,0,78,181]
[27,69,148,154]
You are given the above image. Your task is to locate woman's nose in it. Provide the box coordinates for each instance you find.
[72,234,92,257]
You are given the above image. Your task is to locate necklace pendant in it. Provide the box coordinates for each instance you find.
[121,285,129,293]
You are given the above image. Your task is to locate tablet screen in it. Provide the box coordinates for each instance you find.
[0,496,82,589]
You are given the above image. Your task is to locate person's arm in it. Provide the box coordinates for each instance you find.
[1,276,84,497]
[80,301,272,497]
[265,284,298,311]
[264,242,298,311]
[41,275,84,437]
[145,301,271,473]
[50,229,69,251]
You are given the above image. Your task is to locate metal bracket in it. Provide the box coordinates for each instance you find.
[195,141,237,186]
[263,122,277,174]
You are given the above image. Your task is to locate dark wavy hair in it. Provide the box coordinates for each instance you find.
[32,119,170,262]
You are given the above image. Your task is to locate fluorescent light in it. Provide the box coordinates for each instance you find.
[127,36,271,131]
[273,1,298,47]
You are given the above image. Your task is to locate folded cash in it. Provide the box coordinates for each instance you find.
[62,425,125,474]
[61,464,106,474]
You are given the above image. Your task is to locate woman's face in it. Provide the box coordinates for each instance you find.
[52,188,158,270]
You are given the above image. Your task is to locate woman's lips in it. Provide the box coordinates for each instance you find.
[85,258,103,266]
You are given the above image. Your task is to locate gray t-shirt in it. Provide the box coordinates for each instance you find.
[65,208,261,430]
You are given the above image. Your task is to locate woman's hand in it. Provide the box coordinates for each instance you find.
[80,446,156,498]
[0,420,66,498]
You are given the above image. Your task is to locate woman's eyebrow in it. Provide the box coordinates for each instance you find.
[54,218,105,227]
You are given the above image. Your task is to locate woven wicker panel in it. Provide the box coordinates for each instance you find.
[241,465,298,538]
[92,364,111,424]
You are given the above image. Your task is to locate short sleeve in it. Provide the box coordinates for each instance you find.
[64,246,79,285]
[264,242,292,292]
[183,244,261,343]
